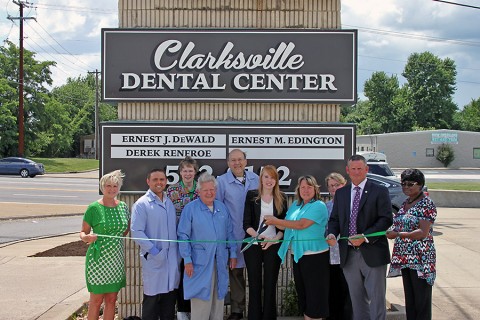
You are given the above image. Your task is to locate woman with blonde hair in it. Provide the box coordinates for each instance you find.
[265,175,330,320]
[80,170,130,320]
[243,165,288,319]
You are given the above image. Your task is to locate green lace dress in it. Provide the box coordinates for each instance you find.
[83,201,130,294]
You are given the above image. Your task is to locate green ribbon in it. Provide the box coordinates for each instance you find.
[96,230,388,244]
[338,230,387,240]
[92,241,101,262]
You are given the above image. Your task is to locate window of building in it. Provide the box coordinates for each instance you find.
[426,148,434,157]
[474,148,480,159]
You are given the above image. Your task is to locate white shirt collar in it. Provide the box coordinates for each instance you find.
[351,178,367,191]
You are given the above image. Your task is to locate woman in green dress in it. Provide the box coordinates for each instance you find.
[80,170,130,320]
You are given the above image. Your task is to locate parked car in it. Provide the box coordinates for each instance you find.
[367,173,429,213]
[0,157,46,178]
[358,151,387,162]
[366,160,397,180]
[357,152,397,179]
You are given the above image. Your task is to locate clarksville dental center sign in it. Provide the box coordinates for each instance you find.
[101,29,357,103]
[100,30,358,192]
[100,123,356,194]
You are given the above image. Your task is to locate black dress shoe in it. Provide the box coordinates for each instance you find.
[227,312,243,320]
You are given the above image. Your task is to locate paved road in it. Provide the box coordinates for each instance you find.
[0,173,99,220]
[422,169,480,182]
[0,175,99,206]
[0,216,81,244]
[393,169,480,182]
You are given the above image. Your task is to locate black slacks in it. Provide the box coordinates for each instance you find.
[142,291,177,320]
[402,268,433,320]
[327,264,352,320]
[243,242,282,320]
[292,251,330,319]
[177,259,191,312]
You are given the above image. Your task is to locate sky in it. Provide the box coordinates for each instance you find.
[1,0,479,109]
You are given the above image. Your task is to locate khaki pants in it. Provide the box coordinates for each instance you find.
[191,264,224,320]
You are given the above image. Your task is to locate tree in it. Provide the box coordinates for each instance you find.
[454,98,480,132]
[50,74,117,156]
[0,40,55,156]
[0,78,18,156]
[342,99,382,135]
[436,143,455,167]
[390,87,416,132]
[29,94,74,157]
[402,52,458,129]
[0,41,117,157]
[363,72,401,133]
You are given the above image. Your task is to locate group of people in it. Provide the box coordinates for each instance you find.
[80,151,437,320]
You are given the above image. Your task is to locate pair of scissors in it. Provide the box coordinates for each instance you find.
[241,221,269,253]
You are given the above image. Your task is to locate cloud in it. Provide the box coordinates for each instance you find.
[1,0,479,107]
[343,0,480,108]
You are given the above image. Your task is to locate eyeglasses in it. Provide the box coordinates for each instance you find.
[401,182,418,187]
[328,183,342,189]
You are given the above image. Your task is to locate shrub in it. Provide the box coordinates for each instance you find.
[282,280,302,316]
[436,143,455,167]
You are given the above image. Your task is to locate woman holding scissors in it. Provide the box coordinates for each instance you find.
[242,165,288,320]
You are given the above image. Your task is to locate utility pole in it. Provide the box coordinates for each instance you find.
[88,69,101,160]
[8,0,35,157]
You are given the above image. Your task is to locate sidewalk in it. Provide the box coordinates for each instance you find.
[0,234,87,320]
[0,207,479,319]
[43,170,99,179]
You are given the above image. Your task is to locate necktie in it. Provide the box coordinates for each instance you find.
[349,186,361,236]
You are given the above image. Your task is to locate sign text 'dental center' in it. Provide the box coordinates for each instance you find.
[102,29,357,103]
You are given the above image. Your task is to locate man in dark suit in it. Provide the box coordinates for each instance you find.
[327,154,393,320]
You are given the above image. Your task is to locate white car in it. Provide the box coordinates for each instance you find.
[366,160,397,180]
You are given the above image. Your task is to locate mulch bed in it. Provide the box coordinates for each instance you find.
[30,240,87,257]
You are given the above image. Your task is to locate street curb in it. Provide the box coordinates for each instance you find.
[386,289,406,320]
[36,287,89,320]
[428,190,480,208]
[0,231,79,249]
[0,212,84,222]
[45,169,99,174]
[43,172,98,179]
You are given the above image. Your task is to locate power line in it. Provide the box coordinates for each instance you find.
[359,54,480,72]
[34,3,116,14]
[432,0,480,10]
[14,1,110,82]
[344,25,480,47]
[33,20,96,70]
[24,25,87,74]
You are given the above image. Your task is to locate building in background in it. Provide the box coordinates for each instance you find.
[357,129,480,168]
[79,134,95,159]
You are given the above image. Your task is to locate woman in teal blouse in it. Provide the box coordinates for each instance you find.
[264,175,330,319]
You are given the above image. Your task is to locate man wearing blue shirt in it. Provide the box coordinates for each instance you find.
[131,169,180,320]
[216,149,259,320]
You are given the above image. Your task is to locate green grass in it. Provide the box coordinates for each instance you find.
[31,158,99,173]
[428,182,480,191]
